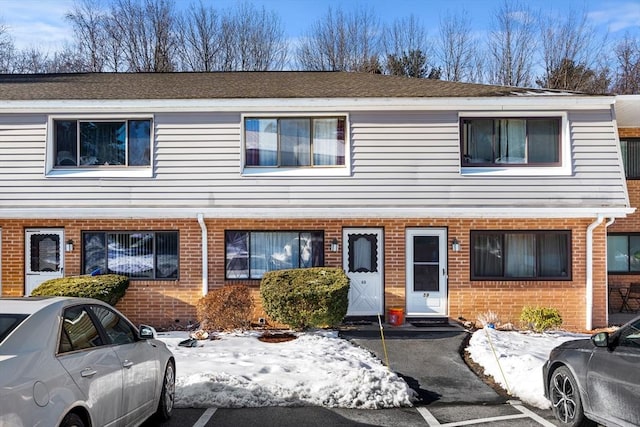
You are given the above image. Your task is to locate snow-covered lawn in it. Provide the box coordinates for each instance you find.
[157,327,589,410]
[466,327,588,409]
[158,330,416,409]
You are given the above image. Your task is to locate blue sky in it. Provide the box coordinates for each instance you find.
[1,0,639,52]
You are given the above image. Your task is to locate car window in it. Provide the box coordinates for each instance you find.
[619,319,640,348]
[0,314,28,345]
[59,306,104,353]
[90,305,136,345]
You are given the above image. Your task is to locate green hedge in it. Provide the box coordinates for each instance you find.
[31,274,129,306]
[260,267,350,330]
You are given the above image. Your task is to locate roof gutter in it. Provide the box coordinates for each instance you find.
[586,215,604,331]
[197,213,208,296]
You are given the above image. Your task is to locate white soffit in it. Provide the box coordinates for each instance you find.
[615,95,640,128]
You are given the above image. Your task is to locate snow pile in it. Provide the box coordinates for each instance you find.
[158,330,416,409]
[466,327,587,409]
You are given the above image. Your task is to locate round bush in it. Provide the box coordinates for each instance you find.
[260,267,350,330]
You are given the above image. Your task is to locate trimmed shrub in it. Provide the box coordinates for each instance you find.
[196,285,254,331]
[260,267,350,330]
[31,274,129,306]
[520,306,563,332]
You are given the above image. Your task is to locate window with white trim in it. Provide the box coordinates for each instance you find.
[461,117,561,166]
[244,117,346,168]
[53,119,151,168]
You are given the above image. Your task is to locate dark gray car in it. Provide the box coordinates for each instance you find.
[542,315,640,426]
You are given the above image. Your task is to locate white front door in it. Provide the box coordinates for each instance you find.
[25,228,65,295]
[343,228,384,316]
[406,228,448,317]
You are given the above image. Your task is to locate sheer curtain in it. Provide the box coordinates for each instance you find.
[313,118,345,165]
[498,119,526,162]
[473,234,502,276]
[251,232,298,277]
[539,234,567,277]
[280,119,310,166]
[505,234,535,277]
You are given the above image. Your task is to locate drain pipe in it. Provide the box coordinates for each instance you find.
[586,215,604,331]
[604,217,616,326]
[197,213,208,296]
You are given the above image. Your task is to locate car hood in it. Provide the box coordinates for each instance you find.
[553,338,593,351]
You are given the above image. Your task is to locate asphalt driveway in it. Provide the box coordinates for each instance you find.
[338,325,504,405]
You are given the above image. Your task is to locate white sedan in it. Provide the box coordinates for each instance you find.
[0,297,175,427]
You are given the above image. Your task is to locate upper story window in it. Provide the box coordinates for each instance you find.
[54,119,151,168]
[245,117,346,169]
[461,117,561,167]
[620,138,640,179]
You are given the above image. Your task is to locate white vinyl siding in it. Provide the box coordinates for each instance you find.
[0,109,628,211]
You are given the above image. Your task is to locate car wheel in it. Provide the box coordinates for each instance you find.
[155,360,175,420]
[60,412,85,427]
[549,366,593,427]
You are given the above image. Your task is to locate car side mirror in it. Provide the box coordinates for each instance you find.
[591,331,610,348]
[139,324,157,339]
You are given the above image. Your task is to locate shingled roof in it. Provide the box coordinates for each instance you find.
[0,71,580,100]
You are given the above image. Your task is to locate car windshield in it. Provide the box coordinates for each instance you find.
[0,314,29,345]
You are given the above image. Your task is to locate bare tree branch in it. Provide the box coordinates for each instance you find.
[487,0,537,86]
[437,10,475,82]
[297,5,381,72]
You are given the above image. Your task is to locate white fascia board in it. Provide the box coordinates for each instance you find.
[0,96,615,114]
[1,206,634,220]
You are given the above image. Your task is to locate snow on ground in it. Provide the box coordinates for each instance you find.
[466,327,588,409]
[157,330,416,409]
[157,327,591,411]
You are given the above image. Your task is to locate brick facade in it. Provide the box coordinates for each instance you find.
[1,216,607,331]
[608,127,640,309]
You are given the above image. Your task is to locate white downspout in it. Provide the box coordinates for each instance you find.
[586,215,604,331]
[604,217,616,326]
[197,213,208,296]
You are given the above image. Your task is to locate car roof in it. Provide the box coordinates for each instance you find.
[0,296,101,315]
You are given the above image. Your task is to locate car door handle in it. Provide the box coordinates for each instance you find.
[122,360,134,369]
[81,368,97,378]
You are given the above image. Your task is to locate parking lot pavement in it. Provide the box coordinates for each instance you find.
[151,326,563,426]
[156,403,562,427]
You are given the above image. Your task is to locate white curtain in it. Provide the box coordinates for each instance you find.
[280,119,310,166]
[353,237,372,271]
[505,234,535,277]
[313,118,343,165]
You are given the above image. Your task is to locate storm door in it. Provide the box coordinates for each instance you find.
[406,228,448,316]
[25,228,64,295]
[343,228,384,316]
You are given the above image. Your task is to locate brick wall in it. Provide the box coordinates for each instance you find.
[609,127,640,308]
[1,216,607,331]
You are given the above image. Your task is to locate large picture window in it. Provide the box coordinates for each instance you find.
[82,231,178,279]
[54,119,151,167]
[620,138,640,179]
[607,233,640,273]
[245,117,345,167]
[461,118,560,166]
[226,231,324,279]
[471,230,571,280]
